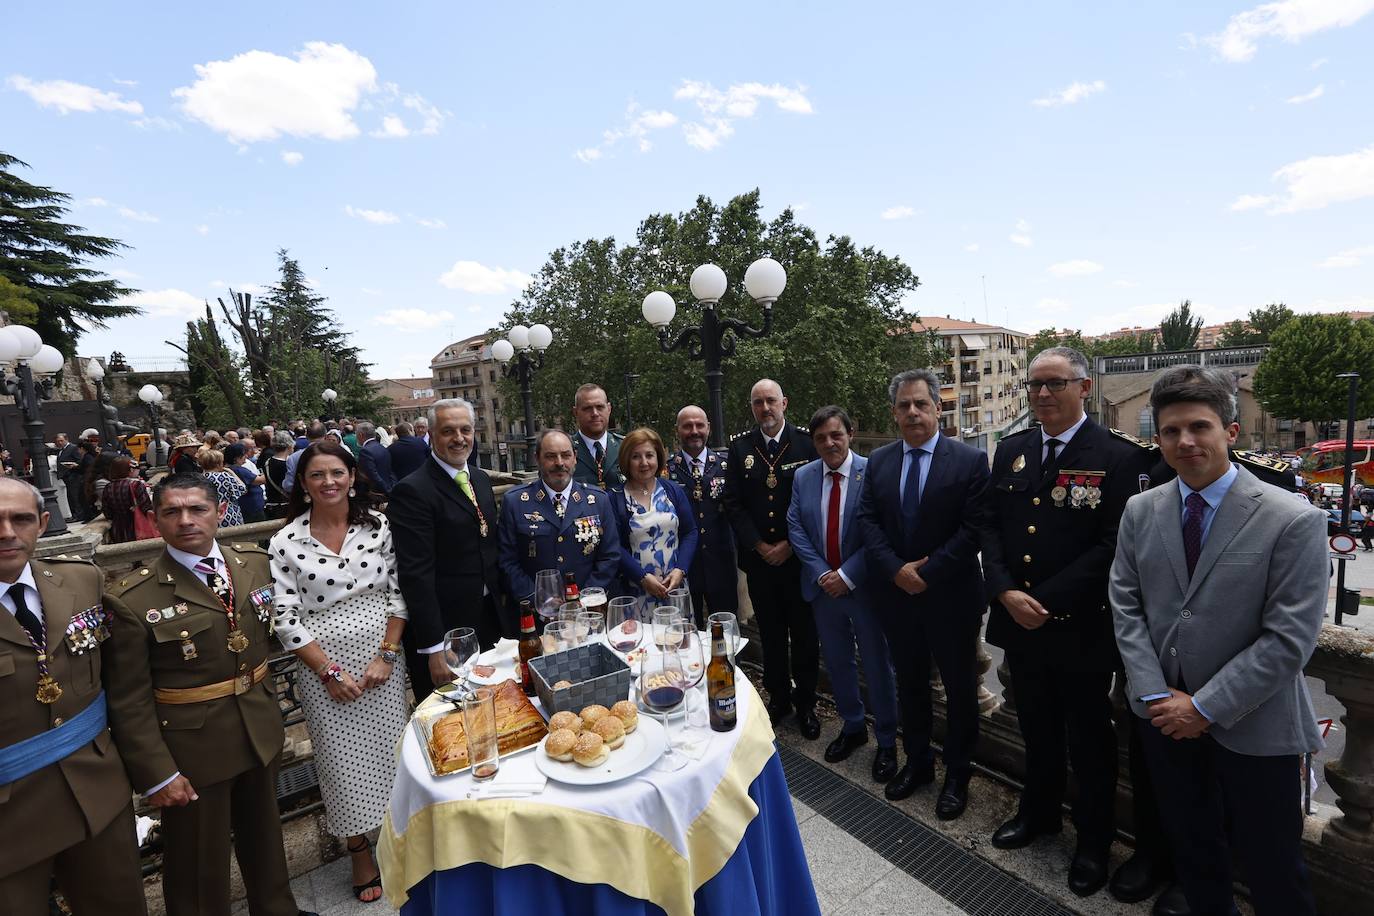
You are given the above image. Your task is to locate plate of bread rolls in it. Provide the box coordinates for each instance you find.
[534,699,668,785]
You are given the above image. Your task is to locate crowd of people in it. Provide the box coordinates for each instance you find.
[4,346,1327,916]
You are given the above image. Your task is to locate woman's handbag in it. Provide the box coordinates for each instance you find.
[132,480,160,540]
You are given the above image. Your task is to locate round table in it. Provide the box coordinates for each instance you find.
[378,640,819,916]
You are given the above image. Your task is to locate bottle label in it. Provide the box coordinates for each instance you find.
[712,692,736,717]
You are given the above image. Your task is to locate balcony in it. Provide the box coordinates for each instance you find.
[961,371,981,384]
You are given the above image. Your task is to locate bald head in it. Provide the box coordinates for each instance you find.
[749,379,788,436]
[676,405,710,455]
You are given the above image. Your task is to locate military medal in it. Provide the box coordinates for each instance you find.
[744,454,755,469]
[1051,485,1068,507]
[479,521,489,537]
[146,609,162,624]
[754,441,790,491]
[36,672,62,704]
[766,472,778,488]
[181,638,198,660]
[205,569,248,654]
[1012,454,1026,473]
[226,628,250,653]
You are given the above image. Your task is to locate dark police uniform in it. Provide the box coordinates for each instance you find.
[498,478,621,603]
[982,418,1155,851]
[572,430,625,490]
[724,423,818,716]
[667,448,737,627]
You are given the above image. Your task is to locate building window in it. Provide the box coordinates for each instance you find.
[983,361,992,375]
[1138,406,1155,440]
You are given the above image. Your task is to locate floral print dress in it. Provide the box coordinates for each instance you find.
[623,480,682,601]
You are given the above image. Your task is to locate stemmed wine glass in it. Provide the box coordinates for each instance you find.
[675,626,708,730]
[708,612,740,664]
[534,569,562,622]
[606,595,642,659]
[443,627,479,691]
[639,634,688,772]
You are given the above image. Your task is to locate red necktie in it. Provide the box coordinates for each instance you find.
[826,471,842,570]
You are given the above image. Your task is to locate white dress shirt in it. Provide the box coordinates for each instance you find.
[0,564,41,621]
[819,452,857,590]
[1041,412,1088,463]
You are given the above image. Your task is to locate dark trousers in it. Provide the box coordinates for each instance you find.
[1006,654,1118,847]
[404,593,502,701]
[159,756,298,916]
[0,800,146,916]
[744,557,818,711]
[688,555,737,631]
[879,599,980,773]
[1137,721,1315,916]
[1128,714,1170,864]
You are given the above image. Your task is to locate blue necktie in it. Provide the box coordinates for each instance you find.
[902,449,925,534]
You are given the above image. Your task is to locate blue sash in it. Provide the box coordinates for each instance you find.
[0,691,108,785]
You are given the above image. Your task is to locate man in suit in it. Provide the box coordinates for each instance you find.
[724,378,821,737]
[103,474,314,916]
[788,406,900,784]
[1110,365,1325,916]
[571,383,625,489]
[388,399,504,698]
[667,405,737,626]
[499,429,621,605]
[356,421,396,499]
[856,370,990,814]
[53,431,79,520]
[982,345,1155,897]
[0,479,146,915]
[282,420,326,493]
[388,421,430,481]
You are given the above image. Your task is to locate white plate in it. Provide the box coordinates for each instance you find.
[466,666,508,687]
[534,715,667,785]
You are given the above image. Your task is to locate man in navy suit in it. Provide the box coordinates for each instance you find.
[356,421,396,498]
[667,405,737,627]
[388,421,430,481]
[788,406,900,784]
[856,369,991,817]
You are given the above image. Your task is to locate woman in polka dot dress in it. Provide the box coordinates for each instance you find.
[269,439,408,903]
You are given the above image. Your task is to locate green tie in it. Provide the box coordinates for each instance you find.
[455,469,477,504]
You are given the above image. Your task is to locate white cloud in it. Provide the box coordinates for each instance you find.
[1010,218,1033,247]
[1207,0,1374,63]
[344,205,400,224]
[120,288,204,319]
[371,114,410,138]
[682,119,733,151]
[1317,244,1374,268]
[373,308,456,331]
[577,104,679,162]
[6,75,143,115]
[1229,193,1274,211]
[964,243,980,252]
[1311,56,1330,69]
[1047,259,1103,277]
[575,147,602,163]
[1286,84,1325,103]
[438,260,531,295]
[196,224,210,236]
[416,217,447,229]
[117,207,158,223]
[1031,79,1106,108]
[1037,298,1071,312]
[881,205,916,220]
[281,150,304,166]
[112,77,139,87]
[1237,143,1374,213]
[675,80,812,152]
[82,197,110,208]
[398,89,446,135]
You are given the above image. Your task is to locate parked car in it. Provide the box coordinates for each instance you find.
[1327,506,1365,536]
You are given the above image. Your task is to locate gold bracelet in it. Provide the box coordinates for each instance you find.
[379,640,401,653]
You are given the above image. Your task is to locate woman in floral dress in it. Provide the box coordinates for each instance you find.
[610,427,698,603]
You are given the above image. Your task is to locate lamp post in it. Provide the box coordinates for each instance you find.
[139,383,166,468]
[492,323,553,468]
[85,358,110,440]
[321,388,338,423]
[642,257,787,449]
[0,326,69,536]
[1335,372,1360,626]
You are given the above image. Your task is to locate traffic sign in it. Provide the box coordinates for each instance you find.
[1331,533,1357,555]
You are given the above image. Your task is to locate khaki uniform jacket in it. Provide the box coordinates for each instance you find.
[0,557,132,876]
[104,544,283,792]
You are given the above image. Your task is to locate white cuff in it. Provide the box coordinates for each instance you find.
[837,568,856,591]
[143,771,180,797]
[419,642,444,655]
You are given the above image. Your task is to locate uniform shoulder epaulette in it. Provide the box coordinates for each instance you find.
[227,542,267,554]
[730,429,751,442]
[110,565,156,595]
[41,553,95,564]
[1109,428,1157,450]
[1233,449,1291,473]
[999,426,1036,441]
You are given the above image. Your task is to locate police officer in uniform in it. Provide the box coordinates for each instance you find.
[982,347,1155,898]
[0,479,146,916]
[724,379,820,738]
[667,405,737,627]
[499,429,621,604]
[103,474,314,916]
[570,383,625,489]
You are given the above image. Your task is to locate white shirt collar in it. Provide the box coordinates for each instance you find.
[430,452,472,479]
[824,451,855,479]
[544,480,574,503]
[0,564,39,614]
[682,447,708,465]
[1042,412,1088,447]
[762,428,784,447]
[166,541,226,576]
[579,431,608,454]
[902,430,940,456]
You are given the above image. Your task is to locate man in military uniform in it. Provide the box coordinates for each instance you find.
[571,383,625,489]
[724,379,820,738]
[667,405,737,627]
[103,474,314,916]
[0,479,146,915]
[499,429,621,605]
[982,347,1155,898]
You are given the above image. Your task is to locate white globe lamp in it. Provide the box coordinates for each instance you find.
[641,291,676,328]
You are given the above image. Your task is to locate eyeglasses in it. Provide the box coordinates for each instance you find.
[1025,377,1086,393]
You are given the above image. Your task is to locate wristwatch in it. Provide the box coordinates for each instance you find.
[378,648,398,664]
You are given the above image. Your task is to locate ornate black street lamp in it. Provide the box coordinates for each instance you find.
[139,383,166,468]
[492,323,553,468]
[641,258,787,449]
[0,325,69,536]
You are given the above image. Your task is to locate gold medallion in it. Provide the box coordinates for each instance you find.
[693,486,703,501]
[36,674,62,704]
[479,521,490,538]
[766,472,778,489]
[1051,485,1068,507]
[744,454,755,469]
[1012,454,1026,473]
[226,629,250,653]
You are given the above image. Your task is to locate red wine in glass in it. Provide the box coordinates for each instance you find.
[643,683,686,713]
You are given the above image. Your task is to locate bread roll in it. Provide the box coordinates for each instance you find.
[610,700,639,733]
[592,715,626,750]
[549,711,583,733]
[572,731,608,767]
[544,728,578,762]
[580,704,610,728]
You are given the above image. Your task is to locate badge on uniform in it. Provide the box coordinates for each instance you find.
[181,638,198,660]
[65,604,111,655]
[520,491,530,501]
[574,515,601,554]
[1138,473,1151,493]
[248,584,274,625]
[588,494,596,505]
[744,454,755,470]
[709,476,725,499]
[1012,454,1026,473]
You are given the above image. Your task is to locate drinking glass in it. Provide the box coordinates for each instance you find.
[675,625,708,729]
[667,587,693,627]
[558,601,583,624]
[581,587,608,622]
[542,620,580,655]
[443,627,479,684]
[534,569,562,621]
[463,687,500,781]
[707,612,740,664]
[576,611,605,645]
[606,595,643,655]
[639,643,688,772]
[652,608,681,651]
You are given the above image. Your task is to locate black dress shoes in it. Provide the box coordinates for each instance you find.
[883,759,935,801]
[990,813,1062,849]
[824,729,868,763]
[871,747,899,783]
[1153,881,1192,916]
[766,701,793,726]
[935,773,970,820]
[797,708,821,740]
[1110,852,1168,904]
[1068,844,1111,897]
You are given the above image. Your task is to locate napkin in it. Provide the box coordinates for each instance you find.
[672,731,711,761]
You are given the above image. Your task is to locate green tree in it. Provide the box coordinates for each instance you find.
[1246,302,1295,343]
[1028,329,1063,360]
[1092,333,1156,357]
[1158,299,1203,351]
[498,190,940,439]
[0,152,138,356]
[1254,314,1374,430]
[1216,319,1258,348]
[0,275,39,325]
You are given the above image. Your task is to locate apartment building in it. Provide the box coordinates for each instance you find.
[430,333,526,471]
[911,317,1031,454]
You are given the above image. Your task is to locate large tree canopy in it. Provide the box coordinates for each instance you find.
[497,190,941,439]
[0,151,137,356]
[1254,313,1374,428]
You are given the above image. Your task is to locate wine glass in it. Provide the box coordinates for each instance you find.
[606,595,642,662]
[639,640,688,772]
[667,587,693,627]
[534,569,562,622]
[707,612,740,664]
[675,626,708,730]
[443,627,479,685]
[652,608,681,651]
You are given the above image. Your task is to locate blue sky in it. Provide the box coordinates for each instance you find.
[5,1,1374,379]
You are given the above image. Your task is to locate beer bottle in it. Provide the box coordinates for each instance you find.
[707,619,737,732]
[516,600,543,696]
[562,572,581,613]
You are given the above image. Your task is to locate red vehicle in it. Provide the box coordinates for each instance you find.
[1297,440,1374,487]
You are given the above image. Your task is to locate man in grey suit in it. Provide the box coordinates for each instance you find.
[1110,365,1325,916]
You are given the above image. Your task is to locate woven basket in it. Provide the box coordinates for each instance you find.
[528,642,631,714]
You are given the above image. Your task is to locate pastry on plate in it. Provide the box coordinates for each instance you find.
[580,704,610,728]
[609,700,638,733]
[548,710,583,733]
[592,715,625,750]
[544,728,578,762]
